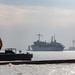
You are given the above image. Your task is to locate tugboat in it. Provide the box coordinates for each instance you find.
[0,38,33,61]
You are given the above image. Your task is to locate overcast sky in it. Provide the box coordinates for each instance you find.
[0,0,75,50]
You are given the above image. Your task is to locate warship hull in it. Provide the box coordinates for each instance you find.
[31,46,64,51]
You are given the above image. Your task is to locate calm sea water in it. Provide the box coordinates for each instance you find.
[1,50,75,75]
[30,50,75,61]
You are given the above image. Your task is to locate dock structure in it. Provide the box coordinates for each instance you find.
[1,59,75,65]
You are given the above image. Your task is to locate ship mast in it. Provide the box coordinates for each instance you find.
[54,34,56,42]
[37,33,42,41]
[51,34,56,43]
[51,36,53,43]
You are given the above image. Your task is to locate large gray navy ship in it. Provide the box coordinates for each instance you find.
[29,34,64,51]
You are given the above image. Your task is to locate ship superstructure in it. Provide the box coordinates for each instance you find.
[31,34,64,51]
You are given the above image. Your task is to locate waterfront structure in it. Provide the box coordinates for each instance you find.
[69,40,75,50]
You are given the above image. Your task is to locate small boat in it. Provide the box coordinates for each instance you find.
[0,38,33,61]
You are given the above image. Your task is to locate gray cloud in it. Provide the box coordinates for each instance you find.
[0,4,75,27]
